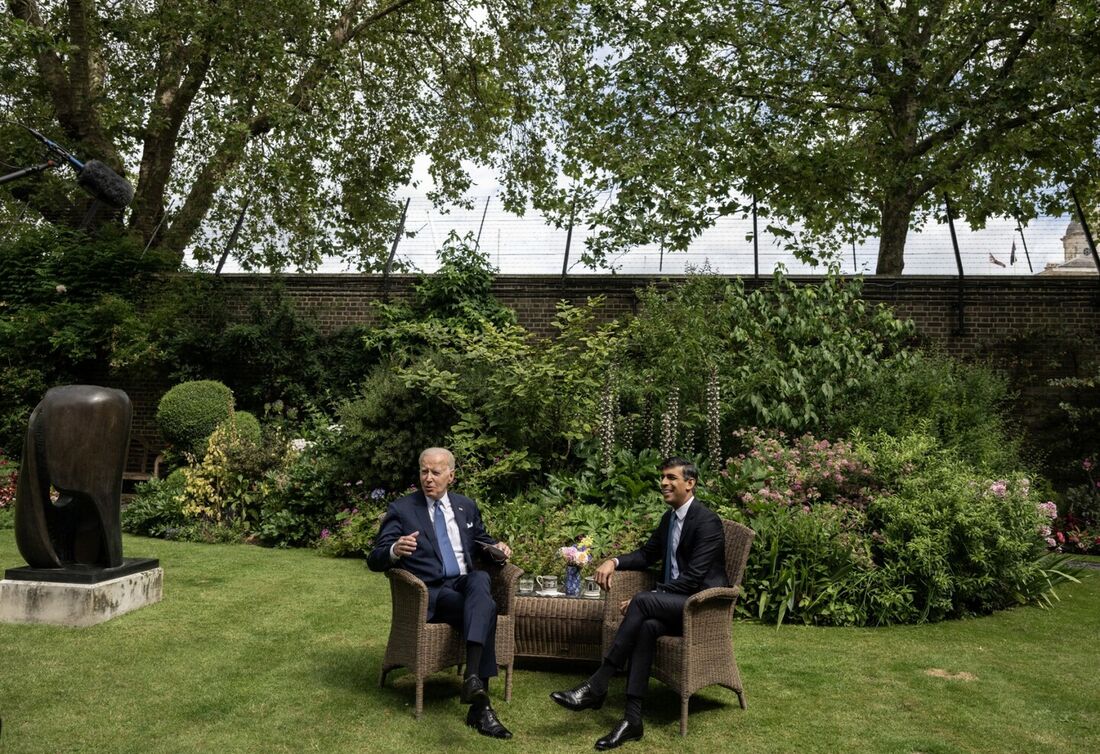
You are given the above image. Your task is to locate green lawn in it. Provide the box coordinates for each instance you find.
[1,532,1097,753]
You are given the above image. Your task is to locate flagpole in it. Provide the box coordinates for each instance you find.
[1015,217,1034,273]
[943,192,965,336]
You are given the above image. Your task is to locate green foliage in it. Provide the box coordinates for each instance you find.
[219,411,262,448]
[365,232,515,360]
[255,416,372,547]
[315,494,393,558]
[121,471,189,539]
[1,3,552,268]
[334,366,454,493]
[156,380,235,456]
[0,226,177,452]
[504,0,1100,273]
[832,351,1021,473]
[203,284,331,408]
[707,429,1068,626]
[479,450,665,577]
[620,270,914,453]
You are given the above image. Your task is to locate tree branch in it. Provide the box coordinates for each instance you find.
[130,38,214,242]
[160,0,421,257]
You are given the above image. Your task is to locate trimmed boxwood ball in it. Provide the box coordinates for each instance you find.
[157,380,234,455]
[219,410,261,446]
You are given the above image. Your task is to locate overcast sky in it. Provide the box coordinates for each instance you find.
[210,156,1086,277]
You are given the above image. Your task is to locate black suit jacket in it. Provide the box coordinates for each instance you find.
[367,490,499,616]
[616,499,727,595]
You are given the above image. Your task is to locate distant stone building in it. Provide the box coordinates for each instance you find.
[1041,216,1097,275]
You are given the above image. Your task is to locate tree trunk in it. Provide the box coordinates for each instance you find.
[875,188,917,275]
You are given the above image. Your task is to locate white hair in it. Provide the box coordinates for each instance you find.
[419,447,455,470]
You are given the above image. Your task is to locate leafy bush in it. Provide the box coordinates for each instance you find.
[706,430,1069,626]
[316,490,394,558]
[0,225,177,452]
[255,417,367,547]
[391,298,622,498]
[121,470,189,538]
[618,269,915,458]
[333,366,454,493]
[831,351,1020,473]
[219,411,262,447]
[156,380,235,455]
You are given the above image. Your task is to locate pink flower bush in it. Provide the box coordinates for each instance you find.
[724,429,876,511]
[1,450,18,510]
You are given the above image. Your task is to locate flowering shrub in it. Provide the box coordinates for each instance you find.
[1051,458,1100,555]
[716,429,878,511]
[315,487,393,558]
[707,431,1067,626]
[0,447,17,529]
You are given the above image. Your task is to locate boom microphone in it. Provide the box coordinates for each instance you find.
[24,126,134,208]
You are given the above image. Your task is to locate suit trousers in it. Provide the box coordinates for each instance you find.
[430,570,498,678]
[605,590,688,697]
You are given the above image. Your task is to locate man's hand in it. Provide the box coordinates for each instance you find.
[619,598,631,616]
[495,541,513,559]
[594,558,616,590]
[393,531,420,558]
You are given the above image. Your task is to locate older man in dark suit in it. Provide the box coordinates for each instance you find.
[550,456,727,750]
[368,447,514,739]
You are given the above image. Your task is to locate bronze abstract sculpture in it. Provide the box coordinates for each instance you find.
[13,385,132,572]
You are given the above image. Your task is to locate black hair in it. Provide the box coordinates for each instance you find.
[661,456,698,483]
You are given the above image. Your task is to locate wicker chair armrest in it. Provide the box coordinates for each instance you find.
[603,570,657,622]
[386,568,430,625]
[683,585,741,611]
[681,586,740,643]
[490,562,524,616]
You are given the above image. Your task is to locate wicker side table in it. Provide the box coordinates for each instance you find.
[514,594,605,661]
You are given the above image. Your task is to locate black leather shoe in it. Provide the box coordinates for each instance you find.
[461,676,489,706]
[466,704,513,739]
[550,681,607,711]
[594,718,643,750]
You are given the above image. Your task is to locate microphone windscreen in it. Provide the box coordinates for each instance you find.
[77,159,134,208]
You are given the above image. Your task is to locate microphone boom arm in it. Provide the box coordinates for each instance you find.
[0,159,58,186]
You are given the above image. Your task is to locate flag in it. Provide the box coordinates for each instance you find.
[989,253,1006,268]
[1010,240,1017,266]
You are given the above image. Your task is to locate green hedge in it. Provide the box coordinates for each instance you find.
[156,380,234,455]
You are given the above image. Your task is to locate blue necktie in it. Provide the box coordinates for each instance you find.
[664,514,680,583]
[433,500,462,578]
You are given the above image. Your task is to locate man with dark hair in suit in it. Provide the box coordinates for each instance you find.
[368,447,514,739]
[550,456,727,750]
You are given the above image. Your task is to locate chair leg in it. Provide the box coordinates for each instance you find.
[736,687,748,710]
[680,696,689,736]
[415,679,424,719]
[504,663,513,702]
[379,666,391,689]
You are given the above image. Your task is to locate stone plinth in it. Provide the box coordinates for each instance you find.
[0,565,163,627]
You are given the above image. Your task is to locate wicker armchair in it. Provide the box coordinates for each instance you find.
[378,561,523,718]
[601,519,755,735]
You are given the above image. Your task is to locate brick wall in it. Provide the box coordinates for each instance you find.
[118,274,1100,476]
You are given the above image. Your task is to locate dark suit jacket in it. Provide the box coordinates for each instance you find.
[367,490,500,616]
[616,499,728,595]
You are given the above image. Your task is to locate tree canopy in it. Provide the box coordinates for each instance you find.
[501,0,1100,273]
[2,1,1097,273]
[0,0,536,270]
